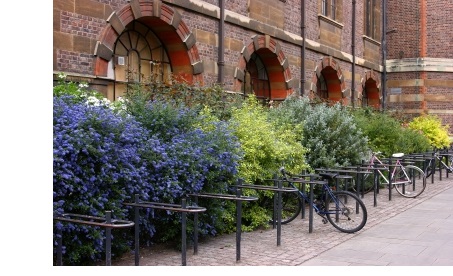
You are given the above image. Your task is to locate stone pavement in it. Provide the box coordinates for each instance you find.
[113,172,453,267]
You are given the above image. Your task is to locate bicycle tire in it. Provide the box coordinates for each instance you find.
[325,191,367,233]
[394,165,426,198]
[268,191,302,225]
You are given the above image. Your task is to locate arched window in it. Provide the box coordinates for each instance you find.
[111,21,171,99]
[244,53,270,102]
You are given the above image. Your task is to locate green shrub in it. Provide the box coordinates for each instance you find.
[351,108,432,156]
[272,95,370,169]
[228,95,309,229]
[408,114,451,149]
[230,95,309,183]
[126,77,242,121]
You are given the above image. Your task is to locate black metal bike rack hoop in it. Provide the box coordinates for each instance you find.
[54,211,135,266]
[123,195,206,266]
[188,185,258,262]
[236,178,298,244]
[278,176,327,233]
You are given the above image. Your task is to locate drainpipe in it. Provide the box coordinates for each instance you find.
[218,0,225,85]
[351,0,356,108]
[382,0,387,111]
[301,0,306,97]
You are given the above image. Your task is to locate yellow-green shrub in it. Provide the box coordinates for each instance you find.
[408,115,451,149]
[229,95,309,183]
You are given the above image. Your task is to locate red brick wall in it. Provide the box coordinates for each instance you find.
[387,0,421,59]
[426,1,453,58]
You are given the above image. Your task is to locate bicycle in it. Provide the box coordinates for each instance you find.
[358,152,427,198]
[420,150,453,178]
[266,167,367,233]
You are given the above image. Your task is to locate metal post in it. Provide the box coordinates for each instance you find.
[217,0,225,84]
[57,227,63,266]
[388,158,392,201]
[309,176,314,233]
[236,187,242,261]
[276,179,282,246]
[105,211,112,266]
[301,0,306,96]
[373,163,378,207]
[193,196,199,255]
[134,194,140,266]
[181,198,187,266]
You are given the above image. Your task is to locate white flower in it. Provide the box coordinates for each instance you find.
[58,72,67,80]
[85,96,111,107]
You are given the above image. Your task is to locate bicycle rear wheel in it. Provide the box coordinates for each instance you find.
[325,191,367,233]
[268,191,302,225]
[394,165,426,198]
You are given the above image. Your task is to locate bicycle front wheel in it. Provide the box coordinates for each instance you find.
[394,165,426,198]
[325,191,367,233]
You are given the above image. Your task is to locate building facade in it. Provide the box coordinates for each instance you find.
[53,0,453,132]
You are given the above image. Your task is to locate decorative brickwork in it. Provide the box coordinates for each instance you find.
[53,0,453,133]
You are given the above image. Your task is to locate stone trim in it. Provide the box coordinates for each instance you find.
[387,58,453,73]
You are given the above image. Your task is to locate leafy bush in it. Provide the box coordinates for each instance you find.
[230,95,309,183]
[408,114,451,149]
[227,95,309,230]
[351,108,432,157]
[126,78,243,121]
[272,95,370,169]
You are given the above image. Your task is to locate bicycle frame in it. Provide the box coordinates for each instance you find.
[367,153,412,185]
[426,151,452,173]
[285,179,343,216]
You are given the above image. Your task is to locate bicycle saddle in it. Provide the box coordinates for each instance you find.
[318,172,338,180]
[392,153,404,158]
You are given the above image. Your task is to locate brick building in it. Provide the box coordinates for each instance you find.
[53,0,453,133]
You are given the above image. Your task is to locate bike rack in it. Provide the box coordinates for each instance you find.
[123,195,206,266]
[236,177,298,244]
[406,153,436,184]
[54,211,135,266]
[280,174,328,233]
[316,167,374,199]
[187,182,258,262]
[438,152,452,180]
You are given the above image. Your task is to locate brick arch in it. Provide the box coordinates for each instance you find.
[310,56,347,104]
[360,70,381,109]
[94,0,203,84]
[234,34,293,100]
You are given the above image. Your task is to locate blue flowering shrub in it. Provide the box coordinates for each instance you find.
[53,77,242,264]
[119,89,243,240]
[53,95,153,264]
